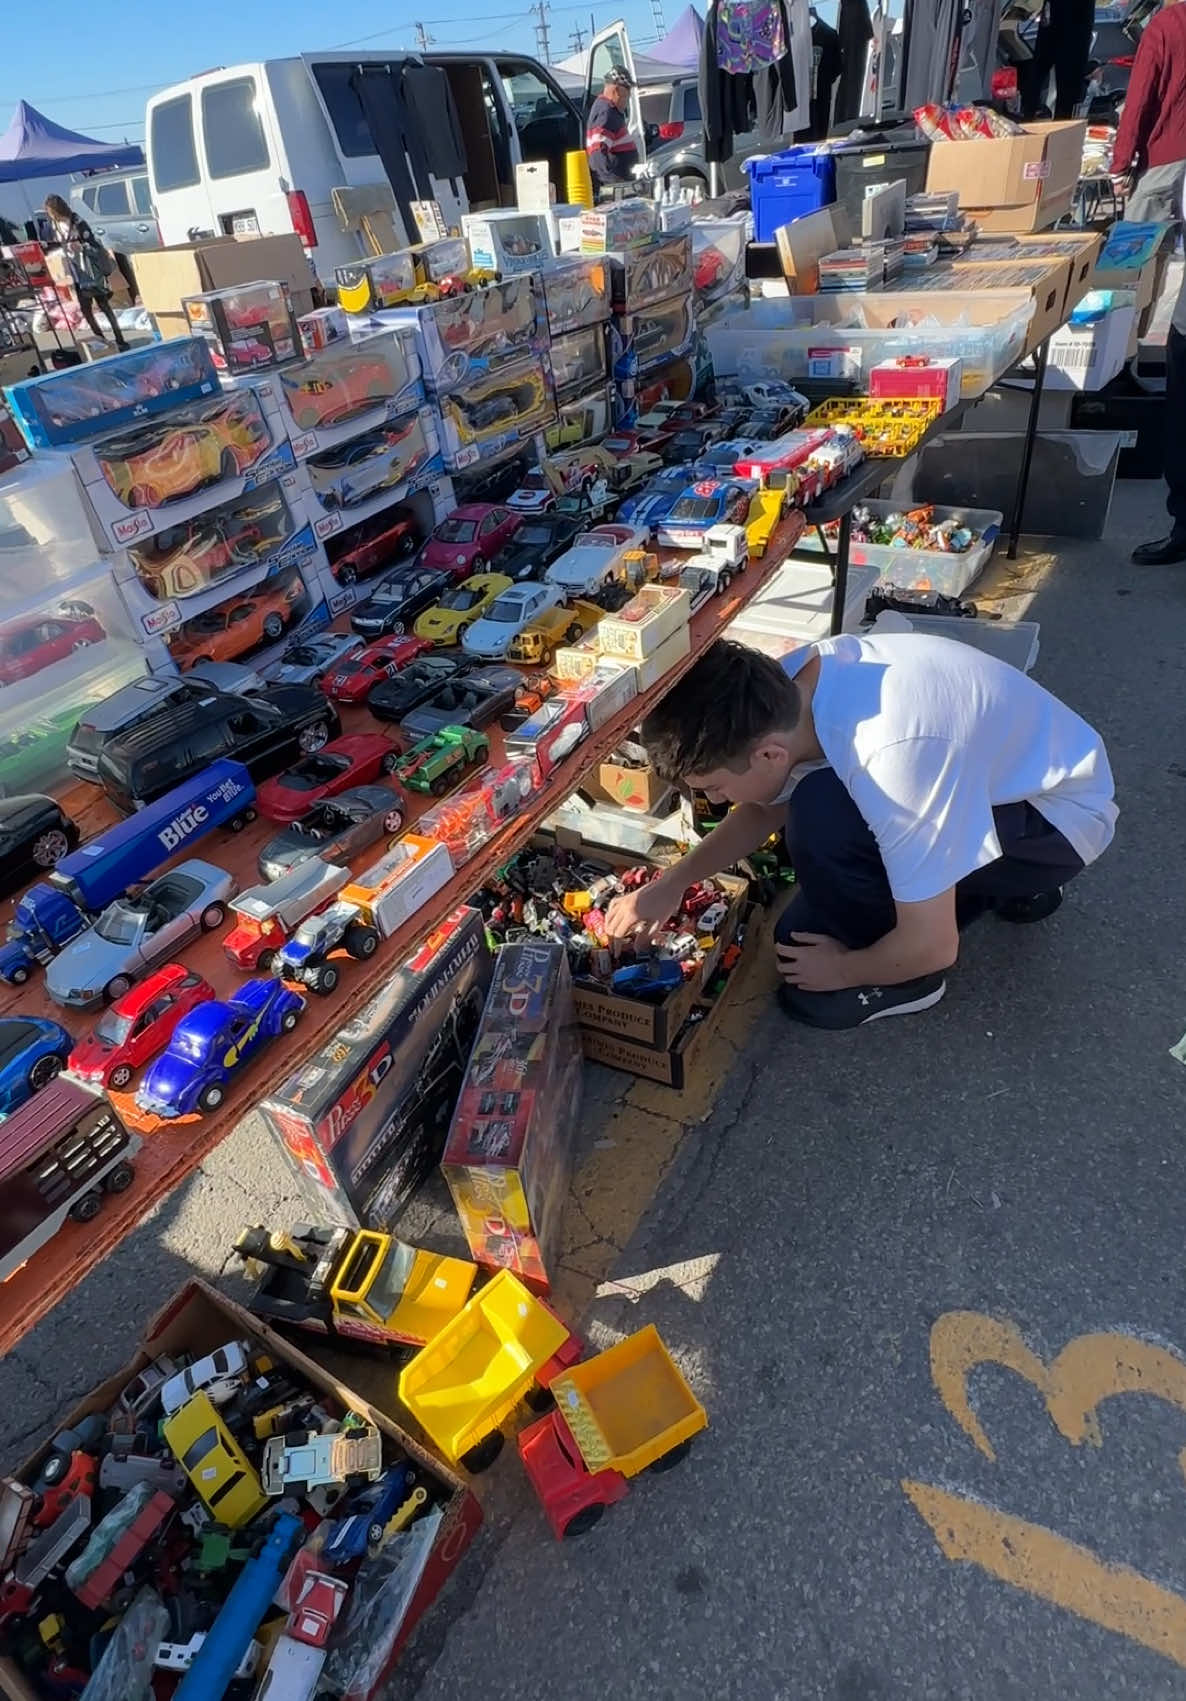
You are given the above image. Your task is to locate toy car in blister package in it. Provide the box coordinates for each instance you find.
[183,280,301,374]
[442,939,582,1289]
[5,337,219,450]
[606,232,692,313]
[437,358,556,472]
[541,256,611,338]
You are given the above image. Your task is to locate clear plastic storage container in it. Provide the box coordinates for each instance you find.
[796,499,1002,597]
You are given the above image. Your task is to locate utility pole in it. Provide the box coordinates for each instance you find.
[650,0,667,36]
[414,21,435,50]
[531,0,552,65]
[569,23,587,52]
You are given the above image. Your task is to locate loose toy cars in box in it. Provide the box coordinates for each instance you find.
[333,249,419,313]
[236,1221,478,1349]
[277,328,424,454]
[4,337,218,450]
[261,905,492,1225]
[606,232,693,313]
[306,408,438,512]
[223,858,351,971]
[541,255,611,337]
[136,975,305,1118]
[182,280,301,374]
[437,357,555,472]
[442,939,581,1289]
[390,274,542,393]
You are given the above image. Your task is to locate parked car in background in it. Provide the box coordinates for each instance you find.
[71,168,160,255]
[0,795,79,898]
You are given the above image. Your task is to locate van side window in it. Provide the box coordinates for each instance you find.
[95,181,131,217]
[151,95,200,193]
[132,176,154,216]
[202,78,271,179]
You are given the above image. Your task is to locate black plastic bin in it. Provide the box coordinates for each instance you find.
[830,129,932,231]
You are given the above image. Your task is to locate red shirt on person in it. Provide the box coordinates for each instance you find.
[1112,3,1186,175]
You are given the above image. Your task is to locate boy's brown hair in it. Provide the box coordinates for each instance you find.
[641,639,801,782]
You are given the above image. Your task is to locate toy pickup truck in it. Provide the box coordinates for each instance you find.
[507,598,603,666]
[261,1417,382,1502]
[222,858,351,971]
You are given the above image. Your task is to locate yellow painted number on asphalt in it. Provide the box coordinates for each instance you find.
[903,1311,1186,1668]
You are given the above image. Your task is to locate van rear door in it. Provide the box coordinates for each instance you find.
[584,21,649,168]
[148,67,293,245]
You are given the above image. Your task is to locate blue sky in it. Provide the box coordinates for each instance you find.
[2,0,669,146]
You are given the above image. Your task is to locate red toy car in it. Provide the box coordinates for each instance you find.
[421,504,522,580]
[256,733,401,821]
[319,635,430,704]
[287,1571,348,1647]
[325,507,421,586]
[0,610,106,686]
[68,964,214,1091]
[282,354,397,431]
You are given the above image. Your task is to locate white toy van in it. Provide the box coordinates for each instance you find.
[145,51,584,281]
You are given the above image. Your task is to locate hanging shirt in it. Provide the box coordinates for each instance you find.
[585,96,639,184]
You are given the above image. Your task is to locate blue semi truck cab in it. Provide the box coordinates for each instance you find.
[0,760,256,986]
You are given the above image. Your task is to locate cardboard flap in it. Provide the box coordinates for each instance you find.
[773,204,852,293]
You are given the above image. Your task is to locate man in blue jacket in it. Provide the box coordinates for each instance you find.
[585,66,639,187]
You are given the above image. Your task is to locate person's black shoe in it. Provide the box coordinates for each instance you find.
[1131,532,1186,566]
[777,973,946,1030]
[995,887,1063,924]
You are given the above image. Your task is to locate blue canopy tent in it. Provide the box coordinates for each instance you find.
[0,101,143,183]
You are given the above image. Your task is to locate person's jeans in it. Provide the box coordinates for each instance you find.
[773,768,1085,959]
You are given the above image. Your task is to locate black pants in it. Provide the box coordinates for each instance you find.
[78,288,127,349]
[1018,0,1093,119]
[773,768,1085,956]
[1166,325,1186,531]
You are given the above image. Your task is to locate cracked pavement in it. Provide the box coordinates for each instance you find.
[3,480,1186,1701]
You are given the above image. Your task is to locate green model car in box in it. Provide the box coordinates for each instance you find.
[394,725,490,796]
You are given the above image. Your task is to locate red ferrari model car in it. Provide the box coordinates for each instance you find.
[67,964,213,1091]
[256,733,401,822]
[319,634,430,704]
[0,609,106,686]
[281,354,396,431]
[325,508,421,586]
[421,504,522,580]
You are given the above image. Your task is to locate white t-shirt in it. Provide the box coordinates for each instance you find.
[783,633,1117,903]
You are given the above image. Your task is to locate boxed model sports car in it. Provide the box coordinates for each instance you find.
[541,255,612,338]
[303,407,442,523]
[385,274,543,394]
[605,233,693,314]
[549,325,608,402]
[274,327,424,458]
[5,337,219,451]
[261,906,494,1227]
[436,357,556,474]
[182,280,301,375]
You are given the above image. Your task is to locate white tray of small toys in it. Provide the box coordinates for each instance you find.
[799,500,1002,598]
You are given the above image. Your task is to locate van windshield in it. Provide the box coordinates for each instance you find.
[150,95,199,193]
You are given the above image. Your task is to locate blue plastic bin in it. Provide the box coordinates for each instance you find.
[747,148,836,243]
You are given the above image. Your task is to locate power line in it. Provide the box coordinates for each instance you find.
[569,23,587,50]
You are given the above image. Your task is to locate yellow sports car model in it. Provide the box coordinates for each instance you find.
[413,573,513,646]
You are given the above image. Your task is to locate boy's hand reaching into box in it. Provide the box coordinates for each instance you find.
[605,871,681,942]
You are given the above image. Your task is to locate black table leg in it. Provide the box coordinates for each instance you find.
[1008,337,1049,560]
[829,506,853,636]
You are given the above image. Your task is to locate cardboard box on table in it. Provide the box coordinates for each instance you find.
[597,758,672,813]
[135,234,315,340]
[0,1277,481,1701]
[924,120,1087,233]
[935,257,1072,347]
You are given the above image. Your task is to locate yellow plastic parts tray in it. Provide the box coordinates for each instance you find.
[549,1324,707,1477]
[805,397,940,456]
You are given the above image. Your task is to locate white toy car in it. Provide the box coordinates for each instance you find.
[462,580,566,660]
[544,522,651,597]
[160,1341,250,1416]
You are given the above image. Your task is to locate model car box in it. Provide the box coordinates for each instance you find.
[303,405,441,526]
[580,198,660,255]
[436,356,556,474]
[924,119,1087,233]
[312,466,454,564]
[541,255,611,338]
[442,940,581,1291]
[299,304,350,352]
[334,249,418,314]
[605,232,693,314]
[150,555,323,676]
[59,379,296,553]
[610,291,696,381]
[869,356,963,411]
[597,583,692,662]
[549,384,614,450]
[3,337,219,451]
[550,324,608,401]
[0,404,29,476]
[0,456,103,589]
[691,216,748,307]
[409,235,472,284]
[182,279,302,375]
[461,211,552,277]
[0,568,141,720]
[383,274,543,395]
[1092,221,1175,326]
[0,1277,481,1701]
[557,660,637,732]
[261,906,493,1228]
[275,327,425,458]
[943,256,1071,346]
[631,621,692,693]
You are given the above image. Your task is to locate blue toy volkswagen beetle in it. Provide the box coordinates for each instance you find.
[135,978,304,1118]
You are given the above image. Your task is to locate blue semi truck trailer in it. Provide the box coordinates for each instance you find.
[0,760,256,986]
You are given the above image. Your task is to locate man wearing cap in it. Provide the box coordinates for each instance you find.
[585,66,639,188]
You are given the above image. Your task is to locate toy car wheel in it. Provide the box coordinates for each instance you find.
[200,902,226,931]
[198,1082,225,1113]
[562,1503,606,1539]
[256,949,275,972]
[429,774,450,797]
[28,1053,62,1091]
[647,1440,693,1474]
[380,750,400,775]
[718,572,732,592]
[345,924,379,960]
[298,721,331,755]
[387,620,405,635]
[565,623,582,643]
[69,1190,103,1224]
[262,612,285,641]
[470,555,486,573]
[382,807,405,832]
[367,1517,387,1547]
[6,963,29,985]
[104,1161,135,1194]
[108,1063,134,1091]
[281,1009,300,1032]
[460,1431,505,1473]
[524,1383,554,1414]
[40,1451,69,1486]
[312,964,339,995]
[105,974,133,1003]
[398,531,417,557]
[70,637,97,653]
[337,563,358,585]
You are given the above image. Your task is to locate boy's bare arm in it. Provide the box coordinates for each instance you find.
[605,802,785,939]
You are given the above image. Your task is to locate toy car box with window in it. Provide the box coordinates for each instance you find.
[304,406,441,525]
[114,470,320,623]
[385,274,543,395]
[437,357,556,474]
[580,198,660,255]
[541,255,611,338]
[182,280,302,375]
[691,216,748,309]
[62,381,296,553]
[0,1277,480,1701]
[0,570,141,728]
[610,292,697,382]
[275,327,424,458]
[313,467,453,576]
[409,235,473,285]
[333,249,420,314]
[143,559,329,678]
[461,211,552,278]
[549,325,608,402]
[442,939,581,1291]
[0,652,146,802]
[319,483,442,598]
[261,906,493,1229]
[0,457,107,591]
[549,385,614,450]
[605,232,693,314]
[3,337,219,452]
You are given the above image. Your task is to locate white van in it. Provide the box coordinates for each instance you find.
[145,52,584,281]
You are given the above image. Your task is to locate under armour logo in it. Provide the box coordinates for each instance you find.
[857,988,884,1007]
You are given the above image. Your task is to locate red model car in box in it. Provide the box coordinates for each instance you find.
[319,635,430,704]
[281,353,397,431]
[0,610,106,685]
[67,964,214,1091]
[421,505,522,579]
[325,507,421,586]
[256,734,401,822]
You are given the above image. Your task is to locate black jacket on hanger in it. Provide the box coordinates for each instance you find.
[835,0,873,119]
[699,0,799,165]
[794,14,843,139]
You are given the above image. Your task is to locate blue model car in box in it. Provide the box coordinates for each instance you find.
[0,1016,75,1115]
[0,759,256,987]
[135,978,305,1119]
[5,337,219,450]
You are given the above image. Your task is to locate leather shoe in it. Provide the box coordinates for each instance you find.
[1131,533,1186,565]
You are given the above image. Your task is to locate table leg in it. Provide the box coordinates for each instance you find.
[1008,337,1049,561]
[829,506,853,636]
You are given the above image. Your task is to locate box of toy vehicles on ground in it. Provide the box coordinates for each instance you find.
[261,907,494,1229]
[0,1277,480,1701]
[443,940,582,1292]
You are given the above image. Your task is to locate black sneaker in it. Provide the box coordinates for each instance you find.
[1132,532,1186,566]
[777,973,946,1030]
[995,888,1063,924]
